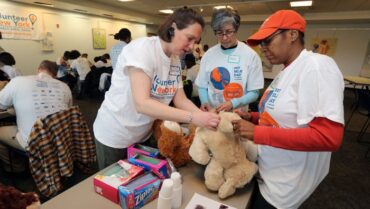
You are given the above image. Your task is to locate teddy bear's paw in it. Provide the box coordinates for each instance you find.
[218,181,236,199]
[205,177,224,191]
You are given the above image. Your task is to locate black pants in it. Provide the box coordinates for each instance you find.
[95,139,127,170]
[250,184,277,209]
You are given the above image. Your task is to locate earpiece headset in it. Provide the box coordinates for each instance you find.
[168,27,175,37]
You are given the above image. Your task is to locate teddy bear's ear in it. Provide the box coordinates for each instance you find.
[218,118,233,134]
[217,112,241,133]
[163,121,182,134]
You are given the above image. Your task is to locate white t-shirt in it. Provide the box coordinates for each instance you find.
[70,57,91,80]
[0,73,72,148]
[257,49,344,209]
[93,36,183,148]
[1,65,21,79]
[195,41,264,108]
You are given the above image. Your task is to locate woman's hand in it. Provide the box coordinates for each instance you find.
[192,111,220,130]
[232,119,255,139]
[200,103,212,112]
[234,108,252,121]
[216,101,233,113]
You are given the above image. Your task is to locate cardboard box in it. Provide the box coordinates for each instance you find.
[128,154,170,179]
[127,144,160,158]
[93,160,144,203]
[119,172,161,209]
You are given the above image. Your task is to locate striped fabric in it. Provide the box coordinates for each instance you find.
[27,106,96,197]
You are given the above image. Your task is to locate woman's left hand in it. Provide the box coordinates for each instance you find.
[216,101,233,113]
[232,119,255,140]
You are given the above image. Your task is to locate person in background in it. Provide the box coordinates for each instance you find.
[56,51,70,78]
[110,28,131,70]
[203,44,209,52]
[69,50,91,99]
[0,60,72,171]
[0,52,21,80]
[93,7,220,169]
[56,51,77,90]
[93,56,105,68]
[232,10,344,209]
[184,53,201,107]
[81,53,93,67]
[195,8,264,113]
[102,53,112,68]
[192,38,204,60]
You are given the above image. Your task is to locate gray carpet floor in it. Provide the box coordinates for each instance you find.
[0,88,369,209]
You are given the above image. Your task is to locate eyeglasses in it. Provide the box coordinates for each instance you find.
[214,30,236,37]
[260,29,287,47]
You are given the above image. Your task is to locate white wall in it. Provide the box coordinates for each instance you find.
[201,23,370,79]
[0,1,147,75]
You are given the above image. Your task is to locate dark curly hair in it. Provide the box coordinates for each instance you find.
[0,52,16,65]
[158,7,205,43]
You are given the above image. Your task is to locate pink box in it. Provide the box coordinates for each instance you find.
[127,144,160,158]
[93,160,143,204]
[128,154,170,179]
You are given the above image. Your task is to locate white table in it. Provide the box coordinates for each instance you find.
[344,75,370,88]
[42,162,254,209]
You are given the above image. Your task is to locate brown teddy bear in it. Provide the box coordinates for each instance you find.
[189,111,258,199]
[0,184,40,209]
[153,120,196,168]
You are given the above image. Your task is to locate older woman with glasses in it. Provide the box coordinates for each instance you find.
[232,10,344,209]
[195,8,264,113]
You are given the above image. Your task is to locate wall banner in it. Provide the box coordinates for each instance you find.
[0,8,44,40]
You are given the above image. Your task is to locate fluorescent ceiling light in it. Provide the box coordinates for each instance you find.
[159,9,173,14]
[214,5,234,10]
[118,0,135,2]
[290,1,313,7]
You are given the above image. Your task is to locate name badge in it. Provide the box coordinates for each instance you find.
[228,55,240,64]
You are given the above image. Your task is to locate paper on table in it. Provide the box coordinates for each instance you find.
[185,193,236,209]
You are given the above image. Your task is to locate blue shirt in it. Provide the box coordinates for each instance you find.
[109,41,128,70]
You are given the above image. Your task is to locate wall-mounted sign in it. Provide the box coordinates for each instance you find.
[0,8,44,40]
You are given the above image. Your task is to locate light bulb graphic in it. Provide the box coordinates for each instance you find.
[29,14,37,29]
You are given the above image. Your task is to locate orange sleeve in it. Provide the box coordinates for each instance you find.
[254,117,343,151]
[250,112,259,125]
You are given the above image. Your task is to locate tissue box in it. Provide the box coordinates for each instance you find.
[93,160,144,203]
[127,144,160,158]
[128,154,170,179]
[118,172,161,209]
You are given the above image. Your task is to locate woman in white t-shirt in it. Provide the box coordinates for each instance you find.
[232,10,345,209]
[195,8,264,113]
[0,52,21,79]
[93,8,220,169]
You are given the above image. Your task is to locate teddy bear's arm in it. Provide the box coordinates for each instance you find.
[188,132,210,165]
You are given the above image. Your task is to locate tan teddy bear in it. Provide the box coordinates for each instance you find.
[189,111,258,199]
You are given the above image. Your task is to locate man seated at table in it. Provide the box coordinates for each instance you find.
[0,60,72,172]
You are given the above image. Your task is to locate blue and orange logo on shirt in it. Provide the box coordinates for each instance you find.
[210,67,243,101]
[258,89,280,128]
[210,67,230,90]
